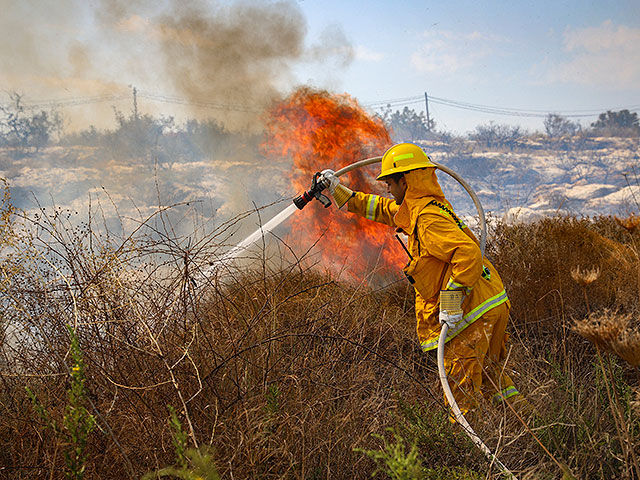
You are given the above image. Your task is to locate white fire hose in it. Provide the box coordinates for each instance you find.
[334,156,517,479]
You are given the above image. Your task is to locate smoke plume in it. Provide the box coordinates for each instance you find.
[0,0,357,259]
[0,0,354,131]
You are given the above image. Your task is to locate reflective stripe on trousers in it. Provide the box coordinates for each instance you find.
[420,289,509,352]
[438,301,517,415]
[493,385,519,403]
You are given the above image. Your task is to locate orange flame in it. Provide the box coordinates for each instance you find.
[263,87,408,281]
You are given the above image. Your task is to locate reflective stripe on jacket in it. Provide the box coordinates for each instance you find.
[347,168,510,351]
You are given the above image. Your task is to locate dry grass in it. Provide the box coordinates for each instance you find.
[2,186,640,479]
[570,266,601,287]
[0,191,440,478]
[615,214,640,234]
[573,310,640,366]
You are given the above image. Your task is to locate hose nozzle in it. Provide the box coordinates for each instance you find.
[293,171,331,210]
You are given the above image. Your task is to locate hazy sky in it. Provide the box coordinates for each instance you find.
[1,0,638,133]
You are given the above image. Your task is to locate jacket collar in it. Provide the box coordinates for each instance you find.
[393,168,448,234]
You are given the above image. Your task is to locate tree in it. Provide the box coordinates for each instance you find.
[0,93,63,151]
[591,109,639,136]
[379,105,434,142]
[543,113,580,138]
[108,108,177,159]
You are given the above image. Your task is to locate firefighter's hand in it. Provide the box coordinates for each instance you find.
[439,310,463,329]
[320,169,340,194]
[320,169,353,209]
[439,289,464,328]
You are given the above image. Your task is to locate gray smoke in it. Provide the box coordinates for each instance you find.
[99,0,315,130]
[0,0,354,257]
[0,0,353,131]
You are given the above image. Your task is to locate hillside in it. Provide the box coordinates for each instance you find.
[1,135,638,232]
[416,136,640,221]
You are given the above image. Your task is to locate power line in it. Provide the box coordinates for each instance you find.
[365,94,640,119]
[136,89,262,113]
[429,95,640,115]
[19,94,130,110]
[2,90,261,113]
[4,89,639,120]
[366,95,426,108]
[430,96,589,118]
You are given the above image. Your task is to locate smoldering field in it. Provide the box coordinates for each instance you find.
[0,0,352,133]
[2,1,640,478]
[1,92,640,480]
[2,84,640,480]
[3,159,640,479]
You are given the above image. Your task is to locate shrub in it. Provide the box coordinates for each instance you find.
[543,113,581,138]
[590,110,640,137]
[379,105,434,143]
[469,122,525,150]
[2,181,639,478]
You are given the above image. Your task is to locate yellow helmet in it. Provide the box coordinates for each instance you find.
[376,143,436,180]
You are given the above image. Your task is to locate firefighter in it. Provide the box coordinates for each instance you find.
[322,142,520,416]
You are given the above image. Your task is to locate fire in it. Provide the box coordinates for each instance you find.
[263,87,407,281]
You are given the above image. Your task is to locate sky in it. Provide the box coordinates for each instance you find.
[1,0,639,134]
[296,0,640,132]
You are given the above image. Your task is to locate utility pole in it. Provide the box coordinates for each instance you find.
[132,86,138,121]
[424,92,431,132]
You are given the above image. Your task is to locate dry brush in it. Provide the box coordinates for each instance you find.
[1,185,640,479]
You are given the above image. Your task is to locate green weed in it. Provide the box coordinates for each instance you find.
[25,326,96,480]
[168,406,189,469]
[143,405,221,480]
[355,428,425,480]
[142,447,221,480]
[63,327,96,479]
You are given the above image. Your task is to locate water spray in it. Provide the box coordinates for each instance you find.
[297,155,516,479]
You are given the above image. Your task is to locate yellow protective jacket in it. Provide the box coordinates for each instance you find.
[347,167,510,351]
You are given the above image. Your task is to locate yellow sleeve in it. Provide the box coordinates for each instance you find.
[416,213,483,291]
[347,191,399,227]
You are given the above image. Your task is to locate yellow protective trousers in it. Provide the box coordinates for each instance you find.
[442,302,519,415]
